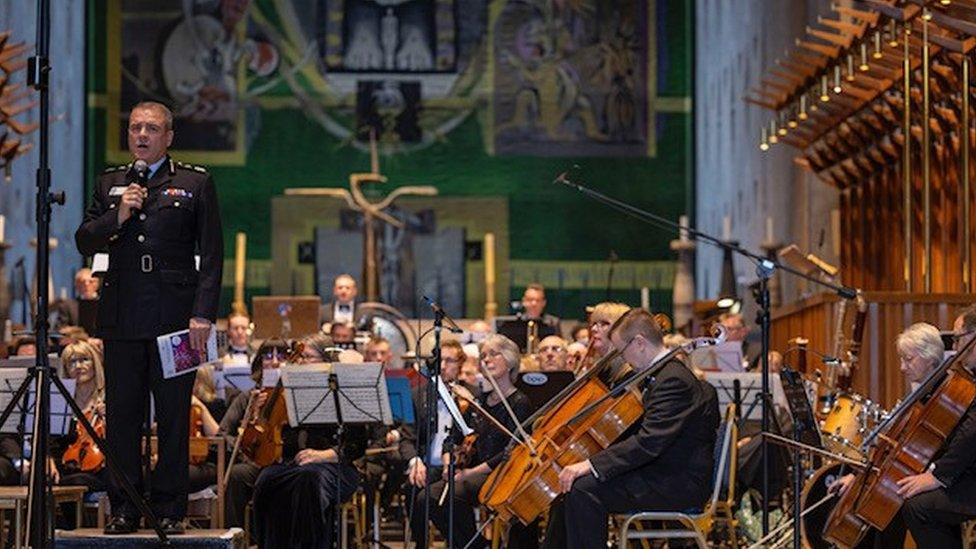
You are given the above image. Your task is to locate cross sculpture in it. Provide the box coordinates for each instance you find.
[285,136,438,302]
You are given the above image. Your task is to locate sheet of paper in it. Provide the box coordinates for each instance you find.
[281,363,336,427]
[281,362,394,427]
[222,364,255,393]
[0,369,30,433]
[25,377,77,436]
[157,327,218,379]
[334,362,392,425]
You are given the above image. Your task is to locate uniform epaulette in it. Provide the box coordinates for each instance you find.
[176,161,208,174]
[102,163,130,173]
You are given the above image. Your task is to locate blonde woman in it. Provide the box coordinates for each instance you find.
[53,341,109,513]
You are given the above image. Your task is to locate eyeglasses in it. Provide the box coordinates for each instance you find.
[482,349,504,359]
[442,357,460,364]
[539,346,565,353]
[262,350,286,361]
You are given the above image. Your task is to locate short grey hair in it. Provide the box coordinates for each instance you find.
[131,101,174,130]
[481,334,521,372]
[896,323,944,369]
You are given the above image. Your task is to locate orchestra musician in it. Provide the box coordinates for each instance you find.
[219,338,289,528]
[250,355,369,547]
[221,312,253,366]
[536,336,569,372]
[582,302,632,384]
[543,309,720,549]
[831,313,976,548]
[320,274,361,329]
[409,334,536,548]
[75,100,223,535]
[404,339,467,498]
[54,341,108,490]
[520,283,560,329]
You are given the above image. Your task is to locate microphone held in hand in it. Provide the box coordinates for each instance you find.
[132,159,149,185]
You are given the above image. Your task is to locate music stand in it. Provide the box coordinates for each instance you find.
[281,362,393,549]
[492,316,558,353]
[516,371,575,412]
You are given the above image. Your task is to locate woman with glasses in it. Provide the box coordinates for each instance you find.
[218,337,289,529]
[410,334,537,548]
[579,302,632,387]
[50,340,109,525]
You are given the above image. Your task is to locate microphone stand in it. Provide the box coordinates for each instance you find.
[421,296,462,547]
[554,171,858,536]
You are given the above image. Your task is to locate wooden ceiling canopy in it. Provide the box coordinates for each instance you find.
[749,0,976,294]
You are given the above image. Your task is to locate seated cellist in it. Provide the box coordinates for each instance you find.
[832,311,976,548]
[543,309,720,549]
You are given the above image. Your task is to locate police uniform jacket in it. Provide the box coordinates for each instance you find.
[75,156,223,340]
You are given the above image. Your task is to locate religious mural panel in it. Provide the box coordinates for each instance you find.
[107,0,654,162]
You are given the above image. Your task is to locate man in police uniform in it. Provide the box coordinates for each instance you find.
[75,101,223,534]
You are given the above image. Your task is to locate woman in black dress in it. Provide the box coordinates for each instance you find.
[250,342,368,548]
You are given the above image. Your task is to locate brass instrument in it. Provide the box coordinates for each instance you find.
[519,319,540,371]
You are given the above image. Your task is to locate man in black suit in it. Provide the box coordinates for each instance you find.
[75,101,223,534]
[543,309,720,549]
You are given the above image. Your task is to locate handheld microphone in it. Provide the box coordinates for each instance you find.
[128,159,149,218]
[132,159,149,186]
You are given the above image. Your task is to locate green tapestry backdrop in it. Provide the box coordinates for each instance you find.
[86,0,693,320]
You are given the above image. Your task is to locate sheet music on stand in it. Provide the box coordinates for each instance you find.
[281,363,394,428]
[703,371,784,423]
[0,368,30,433]
[26,376,77,437]
[0,365,77,437]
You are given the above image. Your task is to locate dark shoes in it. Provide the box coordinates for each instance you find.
[104,515,185,535]
[103,515,138,535]
[159,517,186,535]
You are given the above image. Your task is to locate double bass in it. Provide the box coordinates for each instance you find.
[479,331,722,525]
[823,335,976,547]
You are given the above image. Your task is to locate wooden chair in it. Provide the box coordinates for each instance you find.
[0,485,86,548]
[614,403,739,548]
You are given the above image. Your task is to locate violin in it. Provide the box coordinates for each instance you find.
[238,342,303,467]
[62,401,106,474]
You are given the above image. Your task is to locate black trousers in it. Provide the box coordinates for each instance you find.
[902,488,974,549]
[104,339,194,519]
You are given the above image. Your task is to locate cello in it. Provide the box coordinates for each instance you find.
[479,331,722,525]
[823,334,976,547]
